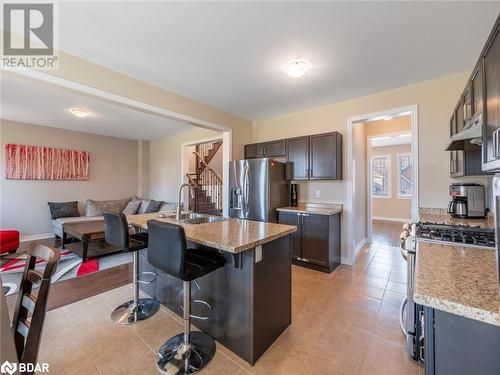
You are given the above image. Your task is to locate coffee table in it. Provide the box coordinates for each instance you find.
[62,221,118,262]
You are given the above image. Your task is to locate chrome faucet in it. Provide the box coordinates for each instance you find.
[176,183,193,220]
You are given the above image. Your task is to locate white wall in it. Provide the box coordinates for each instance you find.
[149,128,222,205]
[0,120,139,236]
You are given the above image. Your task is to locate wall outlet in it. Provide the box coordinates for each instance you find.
[315,190,321,198]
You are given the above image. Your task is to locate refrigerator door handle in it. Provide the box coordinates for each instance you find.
[244,164,250,209]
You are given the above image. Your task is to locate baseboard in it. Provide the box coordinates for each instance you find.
[20,233,54,242]
[372,216,410,223]
[341,256,353,265]
[354,238,367,256]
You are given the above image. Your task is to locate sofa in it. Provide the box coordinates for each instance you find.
[50,197,177,238]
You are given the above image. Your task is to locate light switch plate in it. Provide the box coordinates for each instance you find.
[315,190,321,198]
[255,245,262,263]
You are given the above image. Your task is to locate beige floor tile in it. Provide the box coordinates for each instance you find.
[386,280,407,294]
[360,334,419,375]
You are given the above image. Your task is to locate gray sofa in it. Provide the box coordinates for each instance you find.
[51,197,177,238]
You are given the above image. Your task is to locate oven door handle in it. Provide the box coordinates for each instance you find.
[400,297,408,337]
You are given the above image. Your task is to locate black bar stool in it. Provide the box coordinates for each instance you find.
[103,212,160,324]
[147,220,226,374]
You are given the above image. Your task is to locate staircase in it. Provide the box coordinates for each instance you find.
[186,140,223,215]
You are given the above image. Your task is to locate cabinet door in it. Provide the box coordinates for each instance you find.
[278,212,302,258]
[310,132,342,180]
[463,83,473,125]
[286,137,309,180]
[482,21,500,169]
[453,102,465,177]
[301,214,329,265]
[263,140,286,157]
[245,143,265,159]
[471,63,483,119]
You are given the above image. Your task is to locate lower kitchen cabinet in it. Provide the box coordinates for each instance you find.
[423,307,500,375]
[278,211,341,273]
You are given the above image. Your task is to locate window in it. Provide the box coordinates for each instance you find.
[398,153,413,198]
[371,155,391,198]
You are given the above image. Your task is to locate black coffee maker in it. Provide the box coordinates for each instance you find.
[290,184,298,207]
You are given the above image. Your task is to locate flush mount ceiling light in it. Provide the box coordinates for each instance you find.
[68,108,90,118]
[283,59,311,78]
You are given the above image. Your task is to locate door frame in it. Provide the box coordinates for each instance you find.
[346,105,419,265]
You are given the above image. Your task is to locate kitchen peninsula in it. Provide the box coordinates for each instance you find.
[127,212,297,365]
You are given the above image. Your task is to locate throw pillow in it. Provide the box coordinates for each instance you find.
[159,202,177,212]
[138,199,151,214]
[144,199,164,213]
[122,200,142,215]
[47,201,80,220]
[86,198,132,217]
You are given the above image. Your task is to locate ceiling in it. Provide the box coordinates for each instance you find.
[57,1,500,120]
[0,74,197,140]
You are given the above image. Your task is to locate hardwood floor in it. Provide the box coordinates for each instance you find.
[371,220,404,247]
[3,238,131,313]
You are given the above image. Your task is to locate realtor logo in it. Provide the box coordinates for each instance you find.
[0,361,16,375]
[1,2,59,69]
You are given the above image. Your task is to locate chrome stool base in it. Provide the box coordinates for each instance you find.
[111,298,160,325]
[156,331,215,374]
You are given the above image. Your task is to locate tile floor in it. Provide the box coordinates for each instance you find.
[36,242,422,374]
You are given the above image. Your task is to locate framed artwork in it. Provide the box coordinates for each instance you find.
[4,143,89,180]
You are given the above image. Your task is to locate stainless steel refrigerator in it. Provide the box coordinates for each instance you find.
[229,158,288,222]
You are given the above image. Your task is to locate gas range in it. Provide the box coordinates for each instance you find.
[416,221,495,249]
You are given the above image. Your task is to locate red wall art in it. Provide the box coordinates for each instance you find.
[4,144,90,180]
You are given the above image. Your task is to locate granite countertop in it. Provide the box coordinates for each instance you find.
[414,240,500,327]
[127,212,296,254]
[419,208,494,229]
[277,202,343,216]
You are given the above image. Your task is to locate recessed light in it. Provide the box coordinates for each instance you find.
[283,59,311,78]
[68,108,90,118]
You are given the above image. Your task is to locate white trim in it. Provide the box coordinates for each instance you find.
[370,154,392,198]
[354,238,367,256]
[396,152,413,199]
[346,104,419,265]
[21,233,54,242]
[2,69,234,217]
[372,216,410,223]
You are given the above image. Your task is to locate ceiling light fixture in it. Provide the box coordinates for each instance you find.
[68,108,90,118]
[283,59,311,78]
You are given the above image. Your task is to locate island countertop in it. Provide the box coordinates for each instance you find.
[414,240,500,327]
[127,213,297,253]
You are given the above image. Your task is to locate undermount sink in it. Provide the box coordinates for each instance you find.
[158,212,226,225]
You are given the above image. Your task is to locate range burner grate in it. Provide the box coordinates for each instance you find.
[417,222,495,248]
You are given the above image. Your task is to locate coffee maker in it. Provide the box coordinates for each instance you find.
[448,183,486,218]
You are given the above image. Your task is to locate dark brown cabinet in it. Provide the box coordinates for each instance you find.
[482,17,500,171]
[309,133,342,180]
[285,132,343,181]
[246,132,343,181]
[278,211,341,273]
[450,108,465,177]
[244,140,285,159]
[285,137,309,180]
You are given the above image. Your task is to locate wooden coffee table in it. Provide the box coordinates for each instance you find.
[62,221,118,262]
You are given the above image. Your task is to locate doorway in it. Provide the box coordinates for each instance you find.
[182,137,224,215]
[347,106,418,263]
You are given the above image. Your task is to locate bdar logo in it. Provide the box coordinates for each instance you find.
[0,361,17,375]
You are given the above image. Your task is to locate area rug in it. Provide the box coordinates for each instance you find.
[0,249,132,296]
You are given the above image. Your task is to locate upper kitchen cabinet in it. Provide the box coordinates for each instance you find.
[482,16,500,171]
[285,132,343,181]
[285,136,309,180]
[246,131,343,181]
[244,139,286,159]
[309,132,343,180]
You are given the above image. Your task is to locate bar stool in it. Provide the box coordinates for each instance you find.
[103,212,160,324]
[147,220,226,374]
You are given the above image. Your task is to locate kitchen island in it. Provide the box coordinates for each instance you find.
[127,212,296,365]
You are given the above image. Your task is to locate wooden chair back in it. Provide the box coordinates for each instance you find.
[11,243,60,369]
